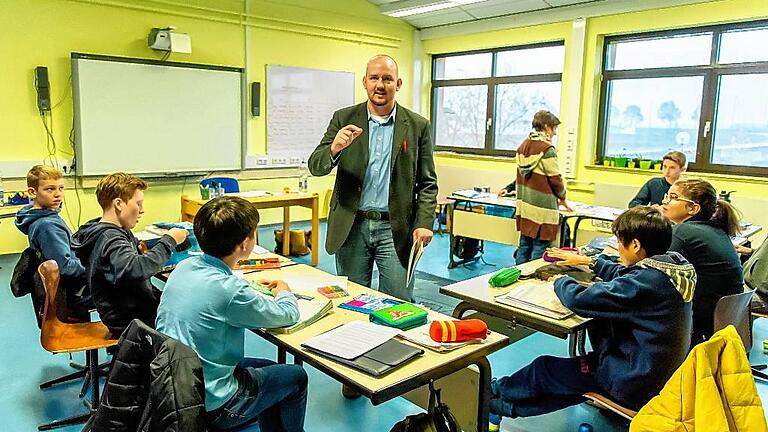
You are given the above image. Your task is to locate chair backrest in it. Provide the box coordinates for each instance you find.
[200,177,239,193]
[713,289,756,352]
[38,260,61,329]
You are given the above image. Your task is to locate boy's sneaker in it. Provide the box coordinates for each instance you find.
[489,414,501,431]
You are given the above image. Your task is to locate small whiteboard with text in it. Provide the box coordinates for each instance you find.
[266,65,355,166]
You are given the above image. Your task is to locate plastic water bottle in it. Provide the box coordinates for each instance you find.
[217,182,225,197]
[0,171,5,206]
[298,160,309,193]
[488,414,501,431]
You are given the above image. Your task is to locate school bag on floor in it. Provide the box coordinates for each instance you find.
[390,383,459,432]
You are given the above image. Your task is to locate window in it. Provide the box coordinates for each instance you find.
[432,42,564,156]
[597,21,768,176]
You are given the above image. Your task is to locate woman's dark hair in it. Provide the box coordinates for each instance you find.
[531,110,561,132]
[674,179,741,236]
[194,196,260,258]
[612,206,672,257]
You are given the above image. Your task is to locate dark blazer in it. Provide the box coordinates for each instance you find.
[308,102,438,266]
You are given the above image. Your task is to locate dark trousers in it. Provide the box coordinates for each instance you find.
[490,355,602,418]
[515,235,551,265]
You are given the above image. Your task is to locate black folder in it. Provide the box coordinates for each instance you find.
[302,338,424,377]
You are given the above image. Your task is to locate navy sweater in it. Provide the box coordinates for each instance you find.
[554,253,694,410]
[628,177,671,207]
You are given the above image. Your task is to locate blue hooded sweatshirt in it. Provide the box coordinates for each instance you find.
[15,205,86,282]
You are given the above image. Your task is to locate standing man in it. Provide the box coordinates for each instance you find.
[308,55,437,302]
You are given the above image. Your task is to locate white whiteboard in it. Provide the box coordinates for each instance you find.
[72,54,244,176]
[266,65,355,165]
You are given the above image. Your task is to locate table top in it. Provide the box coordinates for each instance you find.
[244,264,509,404]
[0,204,24,218]
[183,191,318,205]
[440,259,590,338]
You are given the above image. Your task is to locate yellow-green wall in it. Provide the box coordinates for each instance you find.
[0,0,415,254]
[423,0,768,205]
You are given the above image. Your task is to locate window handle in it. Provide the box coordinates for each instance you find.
[486,117,492,131]
[703,120,711,138]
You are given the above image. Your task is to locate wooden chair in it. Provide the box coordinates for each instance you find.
[583,392,638,421]
[37,260,119,431]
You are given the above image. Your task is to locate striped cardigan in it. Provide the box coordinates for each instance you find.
[515,131,566,241]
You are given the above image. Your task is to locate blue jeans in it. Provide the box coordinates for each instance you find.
[489,355,601,418]
[207,358,308,431]
[515,235,551,265]
[336,218,413,302]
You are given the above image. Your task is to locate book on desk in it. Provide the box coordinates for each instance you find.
[494,282,574,320]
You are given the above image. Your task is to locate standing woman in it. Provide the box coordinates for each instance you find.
[661,178,743,347]
[515,111,571,264]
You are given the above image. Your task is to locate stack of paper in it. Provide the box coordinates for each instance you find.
[494,282,573,320]
[301,320,399,359]
[233,190,273,198]
[399,324,480,352]
[406,239,424,287]
[271,297,333,334]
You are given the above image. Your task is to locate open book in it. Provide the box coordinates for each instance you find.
[406,239,424,287]
[494,282,573,320]
[270,297,333,334]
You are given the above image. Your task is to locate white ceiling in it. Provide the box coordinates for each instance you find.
[369,0,597,28]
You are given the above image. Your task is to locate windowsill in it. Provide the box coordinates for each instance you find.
[585,164,768,184]
[435,151,515,162]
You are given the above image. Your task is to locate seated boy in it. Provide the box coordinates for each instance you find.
[156,196,306,431]
[628,150,686,207]
[15,165,90,322]
[72,172,187,337]
[490,206,695,420]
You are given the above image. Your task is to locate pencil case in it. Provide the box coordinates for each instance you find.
[370,303,428,330]
[488,267,521,288]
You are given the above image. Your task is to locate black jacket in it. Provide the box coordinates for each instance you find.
[91,319,206,432]
[72,218,175,337]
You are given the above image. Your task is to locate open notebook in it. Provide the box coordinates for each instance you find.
[494,282,573,320]
[270,297,333,334]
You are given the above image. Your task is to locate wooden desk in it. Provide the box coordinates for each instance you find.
[440,259,590,357]
[0,204,23,219]
[181,192,320,266]
[244,264,509,432]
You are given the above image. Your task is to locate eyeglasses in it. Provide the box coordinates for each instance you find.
[662,192,697,205]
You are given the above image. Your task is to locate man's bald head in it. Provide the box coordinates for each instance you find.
[366,55,399,78]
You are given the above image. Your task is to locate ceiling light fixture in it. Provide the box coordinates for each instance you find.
[382,0,489,18]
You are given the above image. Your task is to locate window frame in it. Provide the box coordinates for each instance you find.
[431,41,565,157]
[596,20,768,177]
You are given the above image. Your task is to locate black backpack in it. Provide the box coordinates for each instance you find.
[10,248,46,328]
[452,236,480,260]
[390,383,459,432]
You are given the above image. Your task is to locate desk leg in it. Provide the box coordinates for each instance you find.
[282,207,291,257]
[452,301,474,319]
[474,356,492,432]
[568,330,588,357]
[277,347,286,364]
[311,196,319,266]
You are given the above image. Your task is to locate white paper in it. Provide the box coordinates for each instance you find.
[495,282,573,320]
[406,239,424,287]
[302,320,399,360]
[233,190,273,198]
[280,274,348,294]
[252,244,270,254]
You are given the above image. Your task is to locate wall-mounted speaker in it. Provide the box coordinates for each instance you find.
[35,66,51,113]
[251,82,260,117]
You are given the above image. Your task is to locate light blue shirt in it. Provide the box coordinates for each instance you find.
[156,254,299,411]
[360,106,396,212]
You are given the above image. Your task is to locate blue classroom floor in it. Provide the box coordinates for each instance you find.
[1,220,767,431]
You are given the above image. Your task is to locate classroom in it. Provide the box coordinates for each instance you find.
[1,0,768,431]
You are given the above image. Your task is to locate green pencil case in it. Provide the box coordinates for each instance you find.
[488,267,521,288]
[370,303,428,330]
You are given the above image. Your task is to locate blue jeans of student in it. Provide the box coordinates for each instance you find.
[336,218,413,302]
[207,358,308,432]
[515,235,551,265]
[489,355,602,418]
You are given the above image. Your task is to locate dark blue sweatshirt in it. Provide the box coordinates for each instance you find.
[628,177,671,207]
[72,218,175,337]
[554,253,695,410]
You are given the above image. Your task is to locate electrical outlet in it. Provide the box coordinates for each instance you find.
[256,157,268,166]
[271,157,287,165]
[289,157,301,165]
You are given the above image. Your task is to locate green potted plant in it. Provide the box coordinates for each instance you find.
[602,156,614,167]
[654,160,663,171]
[613,148,629,168]
[639,157,652,170]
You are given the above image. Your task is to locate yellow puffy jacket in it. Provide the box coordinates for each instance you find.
[630,325,767,432]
